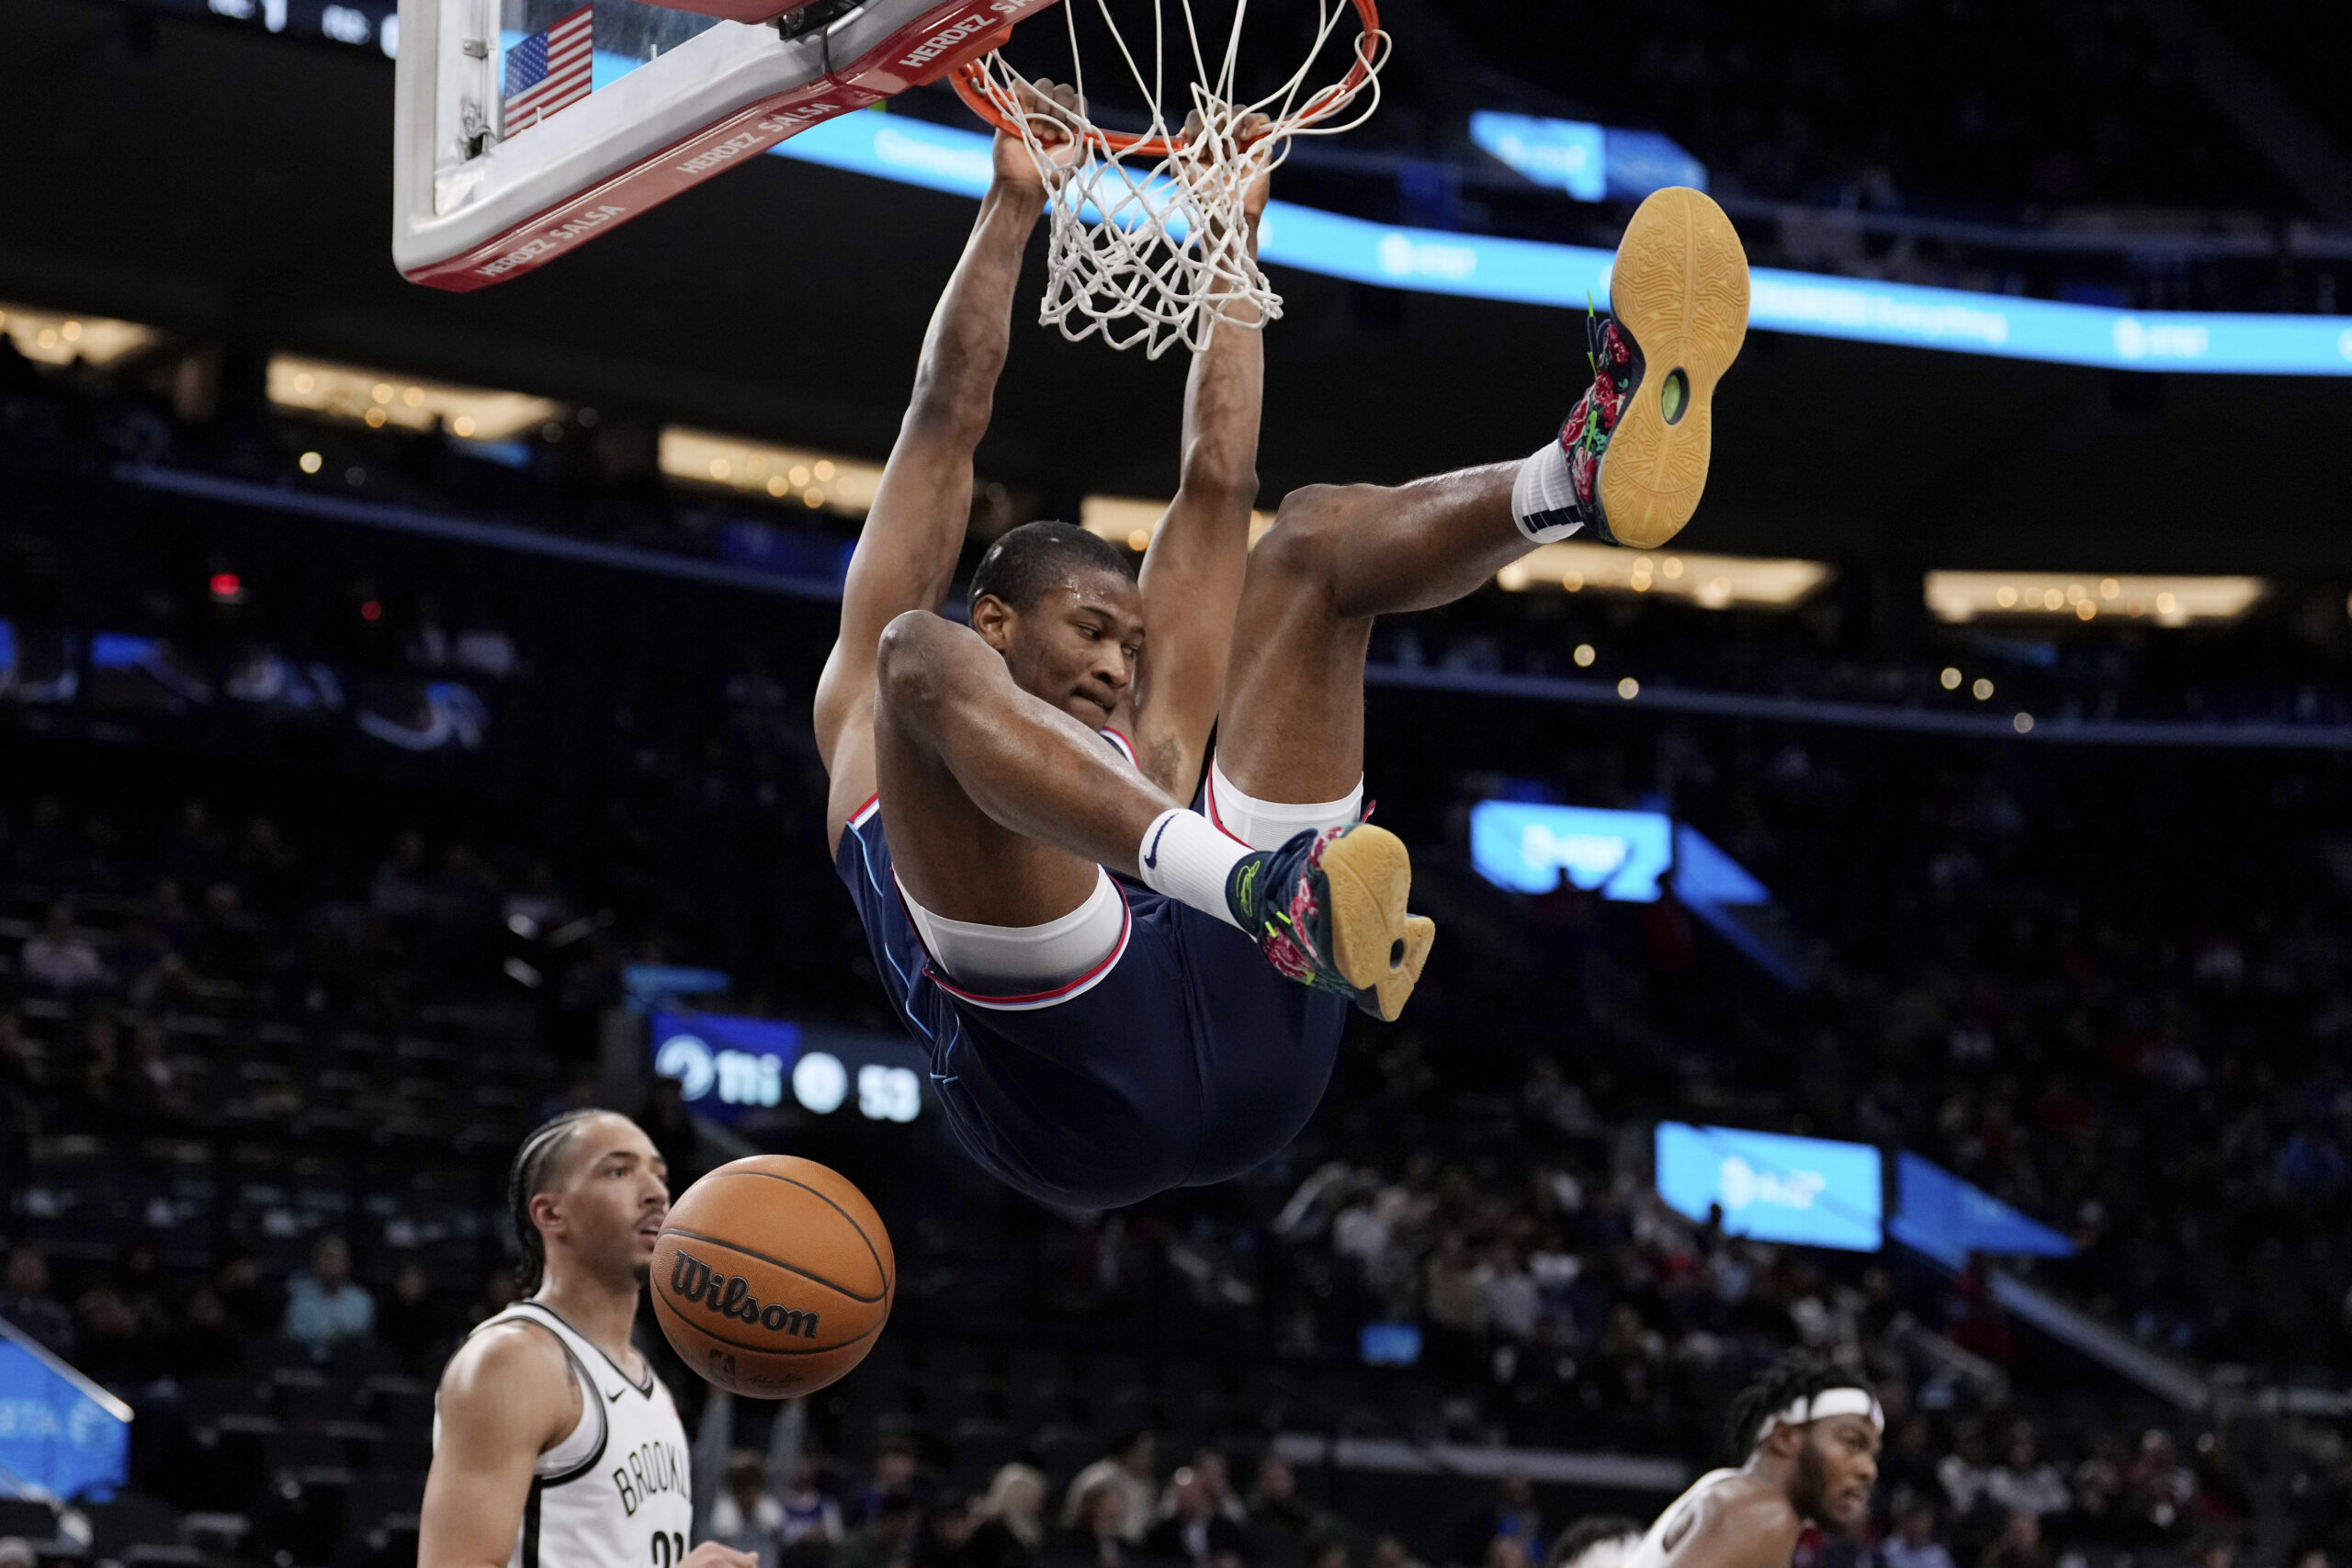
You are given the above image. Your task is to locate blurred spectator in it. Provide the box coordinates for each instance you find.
[165,1285,243,1377]
[72,1012,122,1124]
[0,1247,75,1359]
[379,1259,451,1372]
[1423,1235,1487,1372]
[851,1433,924,1527]
[113,1241,174,1339]
[1306,1534,1351,1568]
[964,1464,1046,1568]
[1142,1466,1250,1568]
[711,1450,786,1568]
[1544,1519,1642,1568]
[1985,1430,2069,1520]
[214,1243,281,1335]
[1977,1513,2051,1568]
[1063,1479,1133,1568]
[1370,1538,1427,1568]
[21,904,103,991]
[1480,1245,1540,1343]
[1939,1426,1994,1518]
[2128,1430,2194,1539]
[779,1451,845,1551]
[1876,1499,1954,1568]
[73,1286,153,1386]
[1248,1455,1324,1547]
[1064,1430,1157,1541]
[122,1018,188,1123]
[835,1492,917,1568]
[2190,1434,2253,1531]
[1442,1475,1543,1568]
[470,1263,522,1325]
[1184,1450,1247,1526]
[282,1235,374,1359]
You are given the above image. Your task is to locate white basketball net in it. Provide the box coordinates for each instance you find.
[966,0,1389,359]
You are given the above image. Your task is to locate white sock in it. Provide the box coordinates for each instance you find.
[1511,438,1585,544]
[1136,808,1251,930]
[1208,757,1363,852]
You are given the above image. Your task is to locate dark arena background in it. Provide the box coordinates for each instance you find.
[6,2,2352,1567]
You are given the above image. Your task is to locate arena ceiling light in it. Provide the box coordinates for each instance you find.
[1080,496,1276,554]
[267,355,562,440]
[1495,541,1834,609]
[1925,570,2268,626]
[0,302,158,367]
[660,428,883,516]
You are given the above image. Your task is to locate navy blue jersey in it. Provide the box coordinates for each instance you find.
[832,793,1347,1210]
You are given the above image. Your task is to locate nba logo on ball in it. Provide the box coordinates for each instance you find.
[651,1156,895,1398]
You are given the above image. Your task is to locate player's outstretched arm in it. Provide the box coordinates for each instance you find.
[417,1324,582,1568]
[1126,130,1272,797]
[813,86,1080,846]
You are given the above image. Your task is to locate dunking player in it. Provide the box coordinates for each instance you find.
[421,1111,750,1568]
[1618,1352,1883,1568]
[817,88,1748,1210]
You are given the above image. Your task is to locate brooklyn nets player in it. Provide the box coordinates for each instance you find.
[421,1111,752,1568]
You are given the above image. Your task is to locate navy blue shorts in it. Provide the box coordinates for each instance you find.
[833,795,1348,1210]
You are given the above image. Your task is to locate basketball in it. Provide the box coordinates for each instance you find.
[650,1156,895,1400]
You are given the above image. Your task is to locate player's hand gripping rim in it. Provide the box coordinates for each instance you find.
[991,78,1088,194]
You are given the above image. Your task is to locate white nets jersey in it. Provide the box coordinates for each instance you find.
[436,1301,695,1568]
[1621,1471,1741,1568]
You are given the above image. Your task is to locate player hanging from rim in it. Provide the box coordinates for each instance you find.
[816,84,1748,1210]
[421,1110,754,1568]
[1616,1351,1883,1568]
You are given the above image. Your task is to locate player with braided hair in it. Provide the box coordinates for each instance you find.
[422,1110,752,1568]
[1617,1350,1882,1568]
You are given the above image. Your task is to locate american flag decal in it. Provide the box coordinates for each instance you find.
[503,6,594,136]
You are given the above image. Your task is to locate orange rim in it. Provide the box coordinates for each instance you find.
[950,0,1383,160]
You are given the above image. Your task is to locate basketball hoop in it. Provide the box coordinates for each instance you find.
[952,0,1389,358]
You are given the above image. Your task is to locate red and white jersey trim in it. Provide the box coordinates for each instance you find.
[920,884,1134,1012]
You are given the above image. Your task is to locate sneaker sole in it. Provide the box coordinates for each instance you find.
[1318,826,1436,1022]
[1599,186,1750,551]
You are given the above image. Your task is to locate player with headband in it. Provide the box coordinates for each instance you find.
[819,83,1749,1209]
[1618,1351,1883,1568]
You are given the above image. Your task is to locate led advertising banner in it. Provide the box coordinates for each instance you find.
[649,1010,924,1127]
[0,1318,130,1500]
[1469,112,1707,202]
[1470,802,1674,900]
[767,112,2352,377]
[1655,1122,1883,1251]
[1889,1151,2076,1268]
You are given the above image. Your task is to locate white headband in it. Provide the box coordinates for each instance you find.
[1756,1387,1885,1444]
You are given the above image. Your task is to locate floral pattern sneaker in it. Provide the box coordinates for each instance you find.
[1227,822,1435,1022]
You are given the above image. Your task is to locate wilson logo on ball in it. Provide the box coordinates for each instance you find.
[669,1250,820,1337]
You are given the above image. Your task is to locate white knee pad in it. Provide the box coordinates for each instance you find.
[1205,757,1364,852]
